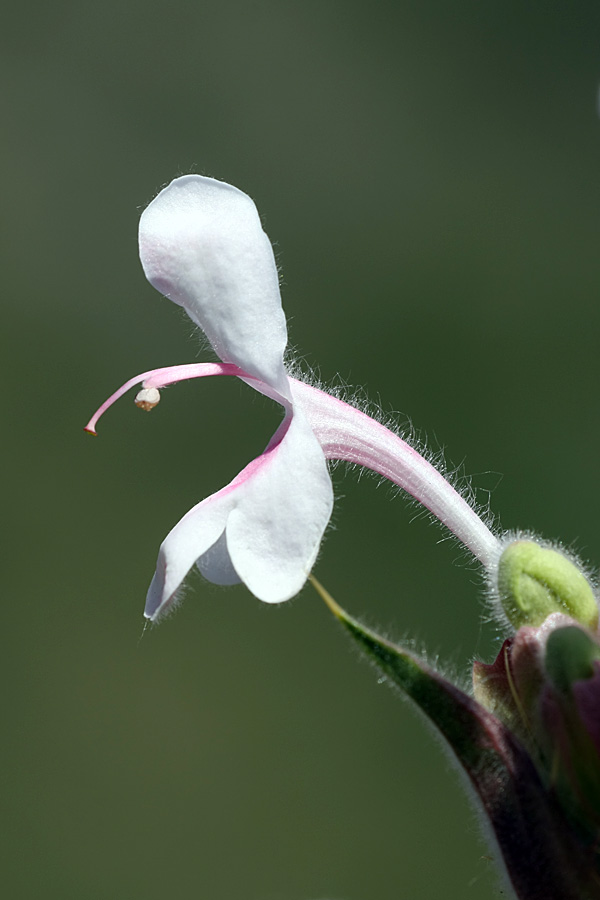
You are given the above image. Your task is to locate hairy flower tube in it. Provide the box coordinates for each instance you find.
[87,175,505,620]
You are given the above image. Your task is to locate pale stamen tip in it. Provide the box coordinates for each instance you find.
[84,426,97,436]
[135,387,161,412]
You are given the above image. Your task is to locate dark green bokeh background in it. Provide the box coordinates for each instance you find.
[4,2,600,897]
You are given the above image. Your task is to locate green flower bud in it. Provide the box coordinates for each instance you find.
[497,540,598,630]
[542,625,600,832]
[545,625,600,694]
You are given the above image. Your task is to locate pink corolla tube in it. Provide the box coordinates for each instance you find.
[86,175,501,621]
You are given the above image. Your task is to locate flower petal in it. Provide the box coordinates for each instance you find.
[145,486,236,620]
[196,531,241,586]
[139,175,290,399]
[226,409,333,603]
[145,409,333,619]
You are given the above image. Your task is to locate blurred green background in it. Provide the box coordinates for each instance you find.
[4,1,600,897]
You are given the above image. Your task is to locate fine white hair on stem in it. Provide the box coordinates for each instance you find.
[286,353,501,552]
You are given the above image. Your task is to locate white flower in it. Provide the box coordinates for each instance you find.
[86,176,500,620]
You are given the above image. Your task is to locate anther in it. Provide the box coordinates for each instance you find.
[135,387,161,411]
